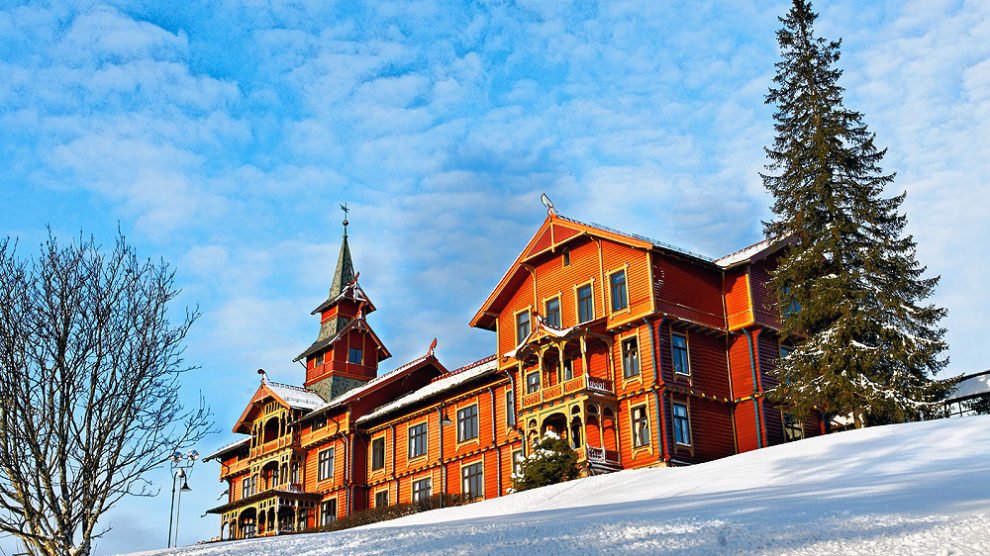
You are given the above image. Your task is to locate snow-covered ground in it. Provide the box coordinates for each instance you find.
[130,416,990,555]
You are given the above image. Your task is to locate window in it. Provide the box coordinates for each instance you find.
[577,284,594,323]
[348,347,362,365]
[242,520,256,538]
[609,270,628,312]
[241,476,252,499]
[544,297,561,328]
[622,337,640,378]
[526,371,540,394]
[314,352,325,367]
[783,413,804,442]
[632,405,650,448]
[290,462,300,485]
[371,437,385,470]
[313,415,326,430]
[462,462,483,499]
[320,499,336,526]
[412,478,432,503]
[375,490,389,508]
[562,248,570,266]
[512,450,524,477]
[672,333,690,375]
[563,359,573,381]
[782,285,800,317]
[779,345,794,359]
[318,447,334,481]
[516,311,531,343]
[408,423,428,458]
[457,405,479,442]
[673,403,691,445]
[506,390,516,426]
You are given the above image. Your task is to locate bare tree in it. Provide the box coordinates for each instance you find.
[0,231,211,556]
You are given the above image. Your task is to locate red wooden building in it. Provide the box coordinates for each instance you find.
[205,208,822,540]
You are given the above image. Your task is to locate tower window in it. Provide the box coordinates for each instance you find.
[348,347,363,365]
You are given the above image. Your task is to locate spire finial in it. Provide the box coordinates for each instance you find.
[340,202,350,238]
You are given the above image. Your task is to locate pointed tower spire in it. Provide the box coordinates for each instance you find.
[329,203,355,298]
[295,202,391,400]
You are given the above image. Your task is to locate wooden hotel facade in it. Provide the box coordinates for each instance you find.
[205,209,823,540]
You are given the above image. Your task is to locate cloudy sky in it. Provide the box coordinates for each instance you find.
[1,0,987,553]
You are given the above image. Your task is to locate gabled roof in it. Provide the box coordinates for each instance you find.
[202,437,250,462]
[267,382,326,410]
[300,353,449,421]
[232,381,324,433]
[311,280,376,315]
[470,213,715,330]
[293,316,391,362]
[356,355,499,425]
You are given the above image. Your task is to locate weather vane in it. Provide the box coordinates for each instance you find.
[540,192,556,217]
[340,202,349,237]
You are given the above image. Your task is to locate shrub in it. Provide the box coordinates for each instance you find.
[512,431,580,492]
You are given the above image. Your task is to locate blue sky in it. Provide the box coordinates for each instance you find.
[1,0,988,553]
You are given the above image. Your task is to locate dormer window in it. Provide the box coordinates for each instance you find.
[348,347,363,365]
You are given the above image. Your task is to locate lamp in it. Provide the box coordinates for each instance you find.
[441,413,453,426]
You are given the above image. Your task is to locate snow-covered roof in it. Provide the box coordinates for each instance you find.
[356,355,499,424]
[948,371,990,401]
[557,214,716,263]
[202,437,249,462]
[716,239,773,268]
[301,353,439,420]
[267,381,326,410]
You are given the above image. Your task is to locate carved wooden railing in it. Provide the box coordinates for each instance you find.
[520,375,615,409]
[585,446,620,464]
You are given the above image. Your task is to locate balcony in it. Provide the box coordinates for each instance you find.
[585,446,620,465]
[248,435,298,459]
[521,374,614,409]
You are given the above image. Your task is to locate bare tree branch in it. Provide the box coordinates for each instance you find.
[0,231,212,556]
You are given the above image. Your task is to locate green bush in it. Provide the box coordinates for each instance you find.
[512,432,580,492]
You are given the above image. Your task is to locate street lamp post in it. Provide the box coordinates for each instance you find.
[167,449,199,548]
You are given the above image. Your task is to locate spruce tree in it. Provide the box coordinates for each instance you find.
[762,0,948,427]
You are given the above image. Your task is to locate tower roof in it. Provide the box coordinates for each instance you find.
[329,233,355,299]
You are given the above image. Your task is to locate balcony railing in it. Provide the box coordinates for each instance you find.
[248,435,297,459]
[521,375,615,409]
[585,446,620,465]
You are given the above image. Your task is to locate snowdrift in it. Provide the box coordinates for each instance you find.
[131,416,990,555]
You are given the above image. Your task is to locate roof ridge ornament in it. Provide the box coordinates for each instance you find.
[427,337,438,357]
[540,192,556,217]
[340,202,349,238]
[257,368,268,384]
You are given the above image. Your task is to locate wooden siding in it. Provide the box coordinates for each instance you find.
[724,267,753,330]
[749,257,781,329]
[653,252,723,329]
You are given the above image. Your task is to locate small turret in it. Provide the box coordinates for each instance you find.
[293,204,391,400]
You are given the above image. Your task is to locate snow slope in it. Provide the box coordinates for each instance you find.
[131,416,990,555]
